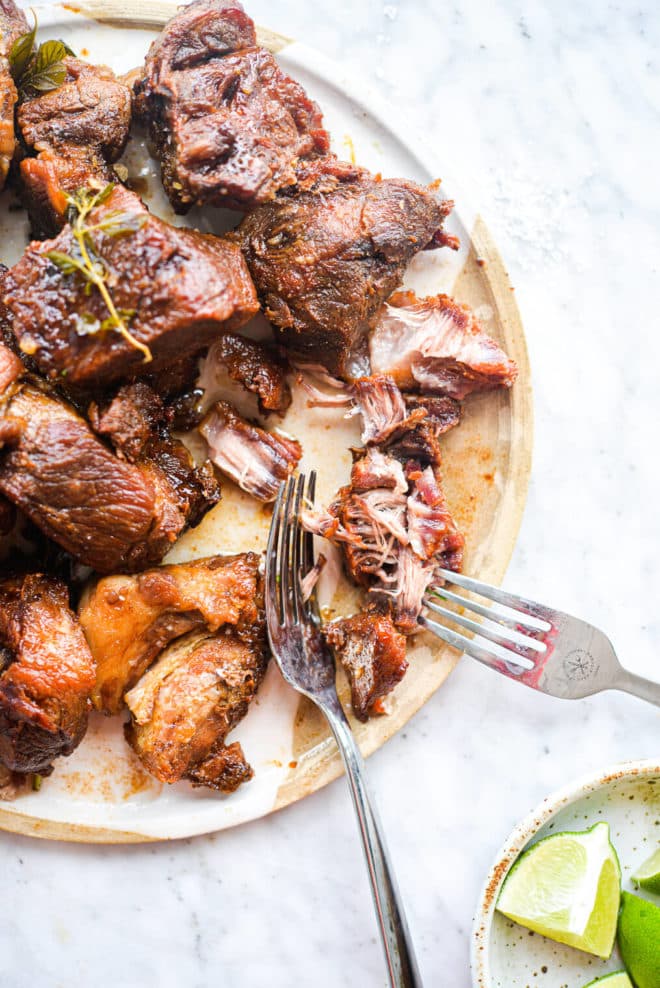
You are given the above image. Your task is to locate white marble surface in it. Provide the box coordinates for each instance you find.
[3,1,660,985]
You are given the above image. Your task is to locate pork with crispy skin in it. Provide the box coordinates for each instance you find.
[79,553,263,714]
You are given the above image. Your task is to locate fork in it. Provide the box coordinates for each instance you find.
[266,473,423,988]
[420,568,660,706]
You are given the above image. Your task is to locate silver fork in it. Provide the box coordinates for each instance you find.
[420,568,660,706]
[266,473,422,988]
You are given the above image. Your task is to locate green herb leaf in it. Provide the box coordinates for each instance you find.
[8,19,37,82]
[46,185,152,363]
[32,774,43,792]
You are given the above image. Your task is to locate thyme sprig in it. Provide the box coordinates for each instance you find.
[45,183,152,362]
[9,14,75,95]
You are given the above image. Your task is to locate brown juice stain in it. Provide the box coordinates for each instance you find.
[60,753,156,801]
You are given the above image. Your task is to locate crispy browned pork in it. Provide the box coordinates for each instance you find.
[324,605,407,722]
[235,158,459,376]
[199,400,301,501]
[79,553,263,714]
[203,334,291,415]
[370,291,518,398]
[17,57,132,235]
[125,624,268,793]
[3,184,259,390]
[0,573,95,775]
[0,343,218,573]
[134,0,329,213]
[0,0,28,190]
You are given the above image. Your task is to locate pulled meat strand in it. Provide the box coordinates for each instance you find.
[0,573,95,775]
[370,291,518,398]
[200,400,301,502]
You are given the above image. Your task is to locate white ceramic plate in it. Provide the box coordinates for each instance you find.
[472,759,660,988]
[0,2,532,842]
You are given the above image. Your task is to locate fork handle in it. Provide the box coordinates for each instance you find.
[614,669,660,707]
[322,696,423,988]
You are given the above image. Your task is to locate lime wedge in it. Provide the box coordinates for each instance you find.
[496,821,621,958]
[583,974,633,987]
[631,846,660,894]
[617,891,660,988]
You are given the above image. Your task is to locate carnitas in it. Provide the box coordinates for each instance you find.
[304,376,464,635]
[0,0,28,190]
[134,0,329,213]
[0,572,95,777]
[235,157,459,377]
[0,343,219,573]
[80,553,268,793]
[2,182,259,391]
[79,553,264,714]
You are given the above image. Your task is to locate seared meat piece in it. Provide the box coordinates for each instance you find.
[200,400,301,501]
[406,462,463,569]
[350,447,407,494]
[204,334,291,415]
[3,184,259,390]
[0,344,212,573]
[125,623,268,793]
[17,57,132,235]
[370,291,518,398]
[235,157,459,376]
[88,381,220,528]
[0,0,28,190]
[0,573,95,775]
[325,605,407,721]
[134,0,329,213]
[404,394,461,436]
[79,553,262,714]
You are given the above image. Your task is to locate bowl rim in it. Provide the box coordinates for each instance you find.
[470,757,660,987]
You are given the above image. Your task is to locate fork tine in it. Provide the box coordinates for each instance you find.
[280,476,297,625]
[266,481,286,627]
[419,614,532,673]
[290,473,306,623]
[302,471,321,620]
[434,568,554,631]
[426,585,548,641]
[422,595,543,662]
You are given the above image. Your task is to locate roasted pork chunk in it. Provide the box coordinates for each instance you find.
[0,573,95,775]
[370,291,518,398]
[134,0,329,213]
[17,57,132,235]
[0,343,216,574]
[236,158,458,376]
[79,553,263,714]
[125,624,268,793]
[0,0,28,190]
[324,606,407,721]
[3,184,259,390]
[200,400,301,501]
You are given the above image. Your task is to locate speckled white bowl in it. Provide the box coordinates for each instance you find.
[471,759,660,988]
